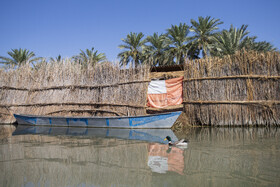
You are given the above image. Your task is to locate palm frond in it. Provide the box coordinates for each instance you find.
[75,47,106,66]
[0,48,41,67]
[117,32,146,67]
[190,16,223,57]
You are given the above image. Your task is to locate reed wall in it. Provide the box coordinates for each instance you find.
[0,61,150,123]
[183,51,280,126]
[1,51,279,126]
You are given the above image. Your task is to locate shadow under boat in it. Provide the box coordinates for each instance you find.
[12,125,178,144]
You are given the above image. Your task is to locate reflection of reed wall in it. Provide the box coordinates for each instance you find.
[0,136,151,187]
[0,62,149,123]
[1,128,279,186]
[182,127,280,186]
[183,51,280,126]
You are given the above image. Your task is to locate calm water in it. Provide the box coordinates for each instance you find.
[0,125,279,187]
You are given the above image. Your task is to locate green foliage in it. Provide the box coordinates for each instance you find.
[118,32,146,67]
[211,25,251,56]
[1,17,278,69]
[143,33,171,66]
[50,55,62,62]
[73,47,106,66]
[117,16,277,66]
[190,16,223,57]
[211,25,277,57]
[245,37,277,52]
[166,23,192,64]
[0,48,42,67]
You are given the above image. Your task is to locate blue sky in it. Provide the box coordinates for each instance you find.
[0,0,279,61]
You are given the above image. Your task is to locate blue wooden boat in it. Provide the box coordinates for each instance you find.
[13,111,182,129]
[12,125,178,143]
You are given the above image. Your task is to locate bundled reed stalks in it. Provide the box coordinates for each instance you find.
[184,50,280,126]
[0,60,150,123]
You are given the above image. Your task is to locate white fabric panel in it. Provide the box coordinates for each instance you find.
[147,80,167,94]
[148,156,168,173]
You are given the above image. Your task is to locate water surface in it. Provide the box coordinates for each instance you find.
[0,125,279,187]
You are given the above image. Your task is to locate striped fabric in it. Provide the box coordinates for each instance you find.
[147,76,183,108]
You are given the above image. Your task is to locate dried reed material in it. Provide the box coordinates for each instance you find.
[0,102,146,108]
[150,71,184,79]
[184,51,280,126]
[0,80,150,91]
[0,60,150,123]
[45,109,126,116]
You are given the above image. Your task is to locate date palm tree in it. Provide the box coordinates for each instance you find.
[143,33,171,66]
[211,25,251,57]
[118,32,146,67]
[166,23,192,64]
[0,48,42,67]
[245,36,277,52]
[212,25,277,57]
[190,16,223,57]
[73,47,106,66]
[251,41,277,52]
[50,55,62,62]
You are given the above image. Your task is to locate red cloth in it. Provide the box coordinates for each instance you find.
[147,76,183,108]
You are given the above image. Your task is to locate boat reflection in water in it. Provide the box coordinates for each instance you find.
[6,126,278,186]
[12,125,179,144]
[12,125,186,176]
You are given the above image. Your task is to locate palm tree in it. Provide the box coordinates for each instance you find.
[244,36,277,52]
[190,16,223,57]
[212,25,277,57]
[50,55,62,62]
[250,41,277,52]
[166,23,192,64]
[211,25,251,57]
[0,48,42,67]
[73,47,106,66]
[118,32,146,67]
[143,33,171,66]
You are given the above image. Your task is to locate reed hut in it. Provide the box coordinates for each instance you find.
[183,51,280,126]
[0,61,149,123]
